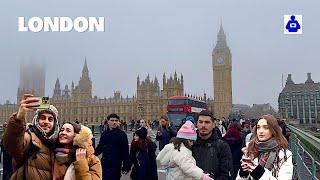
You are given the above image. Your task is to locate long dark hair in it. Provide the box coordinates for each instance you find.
[131,136,152,152]
[247,114,289,158]
[171,137,191,151]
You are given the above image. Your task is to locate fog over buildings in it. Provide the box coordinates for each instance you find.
[1,0,319,110]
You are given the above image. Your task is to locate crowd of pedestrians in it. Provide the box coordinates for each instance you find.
[0,94,293,180]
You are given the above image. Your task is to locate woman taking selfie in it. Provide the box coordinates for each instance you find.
[236,114,293,180]
[53,122,102,180]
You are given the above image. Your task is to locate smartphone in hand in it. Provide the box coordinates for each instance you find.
[38,96,50,109]
[242,156,254,166]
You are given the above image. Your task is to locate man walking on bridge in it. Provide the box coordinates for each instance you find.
[95,113,129,180]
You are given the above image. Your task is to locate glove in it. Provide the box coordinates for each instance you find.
[202,173,214,180]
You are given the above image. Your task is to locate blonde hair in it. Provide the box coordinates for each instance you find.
[73,125,93,149]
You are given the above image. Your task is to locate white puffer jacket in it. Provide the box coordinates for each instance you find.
[156,143,204,180]
[236,149,293,180]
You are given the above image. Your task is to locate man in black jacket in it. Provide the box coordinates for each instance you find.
[95,114,129,180]
[192,110,233,180]
[156,115,177,150]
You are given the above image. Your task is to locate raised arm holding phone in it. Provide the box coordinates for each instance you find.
[3,94,60,180]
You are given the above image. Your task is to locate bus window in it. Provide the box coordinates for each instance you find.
[167,114,187,126]
[168,99,187,105]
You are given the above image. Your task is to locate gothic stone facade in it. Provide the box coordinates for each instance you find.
[1,25,234,124]
[49,60,184,124]
[278,73,320,124]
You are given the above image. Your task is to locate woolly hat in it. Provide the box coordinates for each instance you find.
[135,127,148,139]
[176,120,197,141]
[73,125,93,149]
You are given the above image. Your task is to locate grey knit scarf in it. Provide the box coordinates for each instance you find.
[254,137,279,171]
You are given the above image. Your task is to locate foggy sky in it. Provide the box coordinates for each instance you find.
[1,0,319,109]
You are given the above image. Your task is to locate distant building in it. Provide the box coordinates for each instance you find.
[232,103,276,119]
[0,101,16,124]
[1,25,234,124]
[278,73,320,124]
[0,59,206,125]
[17,58,45,103]
[47,59,186,124]
[232,104,251,113]
[0,58,45,123]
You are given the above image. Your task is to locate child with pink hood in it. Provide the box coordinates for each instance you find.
[156,121,214,180]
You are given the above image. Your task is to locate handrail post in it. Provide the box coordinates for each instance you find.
[292,135,297,164]
[295,136,301,178]
[311,157,316,179]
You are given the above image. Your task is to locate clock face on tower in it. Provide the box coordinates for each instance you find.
[216,56,224,64]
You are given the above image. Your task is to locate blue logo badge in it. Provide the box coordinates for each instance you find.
[284,15,302,34]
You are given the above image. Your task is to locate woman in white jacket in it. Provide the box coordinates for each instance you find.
[156,121,213,180]
[236,114,293,180]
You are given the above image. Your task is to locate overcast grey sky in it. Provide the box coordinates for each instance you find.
[0,0,319,109]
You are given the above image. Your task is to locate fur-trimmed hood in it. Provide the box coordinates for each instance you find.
[73,125,93,150]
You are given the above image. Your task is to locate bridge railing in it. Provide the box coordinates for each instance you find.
[288,124,320,179]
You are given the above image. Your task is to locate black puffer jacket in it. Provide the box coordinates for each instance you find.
[192,130,233,180]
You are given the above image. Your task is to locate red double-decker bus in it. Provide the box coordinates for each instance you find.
[167,96,208,127]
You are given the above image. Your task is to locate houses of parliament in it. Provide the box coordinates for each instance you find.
[0,25,233,124]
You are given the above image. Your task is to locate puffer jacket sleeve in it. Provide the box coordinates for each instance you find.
[74,155,102,180]
[3,113,31,163]
[156,143,174,165]
[173,148,204,180]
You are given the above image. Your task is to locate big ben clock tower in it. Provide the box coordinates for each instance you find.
[212,24,232,119]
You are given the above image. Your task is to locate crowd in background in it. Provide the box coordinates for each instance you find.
[0,94,293,180]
